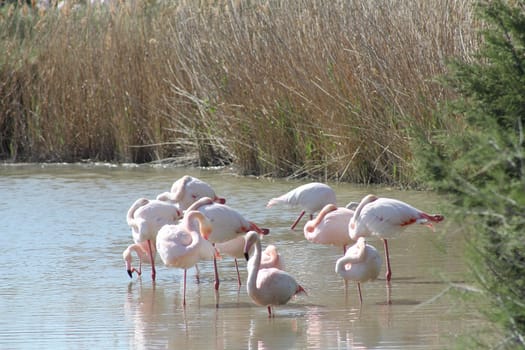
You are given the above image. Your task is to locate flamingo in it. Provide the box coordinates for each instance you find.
[156,210,217,306]
[156,175,226,210]
[303,203,355,253]
[349,194,445,282]
[186,197,270,291]
[243,231,306,317]
[126,198,183,281]
[335,237,382,303]
[266,182,337,230]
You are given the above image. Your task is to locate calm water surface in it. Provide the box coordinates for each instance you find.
[0,163,481,349]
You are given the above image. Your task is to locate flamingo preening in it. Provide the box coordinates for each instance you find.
[335,237,382,303]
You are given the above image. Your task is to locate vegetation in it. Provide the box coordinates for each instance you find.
[0,0,477,184]
[414,0,525,348]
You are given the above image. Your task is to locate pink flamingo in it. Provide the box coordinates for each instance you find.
[186,197,270,290]
[156,175,226,210]
[335,237,382,303]
[126,198,183,281]
[243,231,306,317]
[156,210,217,306]
[122,242,154,278]
[266,182,337,230]
[303,203,355,253]
[349,194,445,282]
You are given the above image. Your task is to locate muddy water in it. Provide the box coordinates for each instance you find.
[0,163,481,349]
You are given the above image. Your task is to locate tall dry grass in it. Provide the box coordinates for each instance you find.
[0,0,478,185]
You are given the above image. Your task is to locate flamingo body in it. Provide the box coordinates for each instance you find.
[248,244,285,271]
[267,182,336,229]
[156,175,225,210]
[187,197,269,243]
[127,198,183,243]
[349,194,445,240]
[303,204,354,249]
[244,231,305,317]
[335,237,382,303]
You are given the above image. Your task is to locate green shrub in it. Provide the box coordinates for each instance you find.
[414,0,525,347]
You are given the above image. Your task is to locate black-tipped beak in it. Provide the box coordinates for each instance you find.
[127,269,133,278]
[244,252,250,261]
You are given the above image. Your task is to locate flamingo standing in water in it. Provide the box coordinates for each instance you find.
[243,231,306,317]
[266,182,337,230]
[186,197,270,291]
[156,210,216,306]
[126,198,183,281]
[156,175,226,210]
[303,203,355,253]
[335,237,382,303]
[349,194,445,282]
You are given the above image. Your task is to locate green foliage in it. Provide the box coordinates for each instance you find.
[414,0,525,347]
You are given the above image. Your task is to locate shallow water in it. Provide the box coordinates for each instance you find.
[0,163,481,349]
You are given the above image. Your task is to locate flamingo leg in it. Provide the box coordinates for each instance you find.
[183,269,187,306]
[147,239,156,281]
[290,210,306,230]
[383,239,392,282]
[213,253,220,291]
[234,258,242,287]
[357,283,363,304]
[267,306,272,317]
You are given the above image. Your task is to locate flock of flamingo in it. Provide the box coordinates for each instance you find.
[123,175,444,317]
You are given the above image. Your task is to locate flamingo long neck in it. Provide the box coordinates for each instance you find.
[247,238,262,294]
[185,211,211,248]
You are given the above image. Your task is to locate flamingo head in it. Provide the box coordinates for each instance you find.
[243,231,259,261]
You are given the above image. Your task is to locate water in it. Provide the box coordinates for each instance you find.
[0,163,481,349]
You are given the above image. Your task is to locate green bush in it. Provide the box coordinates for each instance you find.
[414,0,525,348]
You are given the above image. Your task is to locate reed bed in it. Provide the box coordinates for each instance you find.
[0,0,478,185]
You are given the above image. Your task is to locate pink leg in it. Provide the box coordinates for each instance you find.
[213,254,220,291]
[183,269,187,306]
[147,240,156,281]
[290,210,306,230]
[234,258,241,287]
[267,306,272,317]
[357,283,363,304]
[383,239,391,282]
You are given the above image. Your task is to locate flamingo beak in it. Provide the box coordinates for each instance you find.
[127,269,133,278]
[244,252,250,261]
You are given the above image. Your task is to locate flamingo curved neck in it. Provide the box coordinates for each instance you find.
[247,238,262,294]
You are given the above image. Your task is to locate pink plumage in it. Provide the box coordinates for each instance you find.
[349,194,444,282]
[303,203,355,252]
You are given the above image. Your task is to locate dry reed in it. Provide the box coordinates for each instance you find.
[0,0,478,185]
